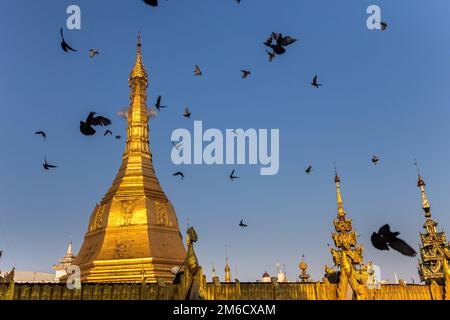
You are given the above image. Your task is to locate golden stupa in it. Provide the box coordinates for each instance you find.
[72,34,186,283]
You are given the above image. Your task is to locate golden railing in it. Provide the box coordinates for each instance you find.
[0,281,445,300]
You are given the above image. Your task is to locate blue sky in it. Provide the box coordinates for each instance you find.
[1,0,450,283]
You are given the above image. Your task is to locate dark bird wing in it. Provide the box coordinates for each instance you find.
[35,131,46,138]
[80,121,96,136]
[272,32,281,43]
[143,0,158,6]
[281,36,297,46]
[388,237,417,257]
[91,116,112,127]
[60,28,77,52]
[64,42,77,52]
[378,224,391,236]
[156,95,161,106]
[371,232,389,251]
[264,34,273,46]
[86,112,96,124]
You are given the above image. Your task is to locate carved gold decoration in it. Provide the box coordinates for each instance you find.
[155,201,172,226]
[120,200,135,226]
[113,240,134,259]
[416,175,450,286]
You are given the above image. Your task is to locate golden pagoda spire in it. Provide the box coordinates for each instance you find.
[130,32,148,81]
[335,172,346,218]
[415,166,450,285]
[417,175,432,218]
[224,245,231,282]
[73,34,186,283]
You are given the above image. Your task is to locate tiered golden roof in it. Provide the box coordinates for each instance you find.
[73,34,186,283]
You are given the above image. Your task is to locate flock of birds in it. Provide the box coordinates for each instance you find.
[139,1,413,261]
[35,0,415,266]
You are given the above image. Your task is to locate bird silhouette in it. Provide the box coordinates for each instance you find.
[311,75,322,88]
[89,49,100,58]
[305,165,313,174]
[155,95,168,111]
[142,0,158,6]
[371,224,417,257]
[241,70,251,79]
[264,32,296,55]
[372,155,380,165]
[43,157,57,170]
[173,171,185,180]
[265,49,276,62]
[80,112,112,136]
[35,131,47,140]
[239,219,248,228]
[194,65,202,76]
[380,22,387,31]
[184,107,191,119]
[229,169,239,181]
[115,135,121,140]
[104,129,113,136]
[60,28,77,52]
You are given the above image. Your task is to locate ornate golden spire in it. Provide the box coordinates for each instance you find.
[335,173,346,218]
[417,175,431,218]
[416,170,450,285]
[130,32,148,81]
[224,246,231,282]
[224,258,231,283]
[73,34,186,283]
[325,172,369,299]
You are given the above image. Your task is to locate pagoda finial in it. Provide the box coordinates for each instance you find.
[67,239,73,256]
[299,254,311,282]
[130,32,148,81]
[212,262,216,278]
[415,160,431,217]
[334,167,345,218]
[225,245,231,282]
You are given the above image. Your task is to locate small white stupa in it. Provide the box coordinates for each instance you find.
[52,240,76,282]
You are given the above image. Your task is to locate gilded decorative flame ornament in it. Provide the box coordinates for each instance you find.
[324,173,371,300]
[417,174,450,287]
[72,34,186,283]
